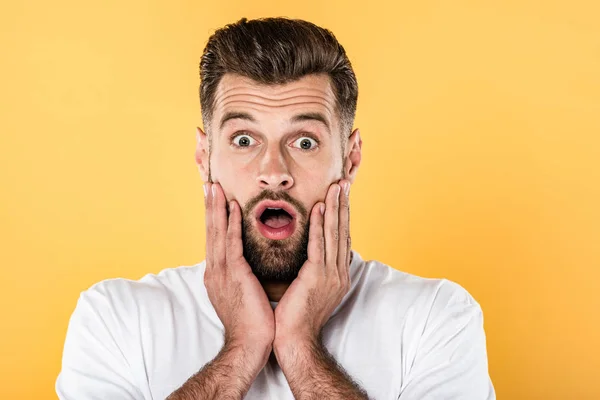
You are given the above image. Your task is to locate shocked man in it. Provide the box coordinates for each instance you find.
[56,17,495,400]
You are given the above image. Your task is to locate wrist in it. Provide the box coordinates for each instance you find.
[274,329,320,351]
[273,335,320,368]
[221,339,272,377]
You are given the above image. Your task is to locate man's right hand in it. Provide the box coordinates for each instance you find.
[203,182,275,368]
[168,183,273,399]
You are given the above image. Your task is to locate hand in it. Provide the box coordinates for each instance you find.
[203,182,275,367]
[273,179,352,352]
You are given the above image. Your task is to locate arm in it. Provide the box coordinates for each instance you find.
[167,183,275,399]
[273,180,369,399]
[56,289,145,400]
[274,337,369,400]
[399,283,495,400]
[167,340,268,400]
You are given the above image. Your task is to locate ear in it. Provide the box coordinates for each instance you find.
[195,126,209,182]
[344,128,362,183]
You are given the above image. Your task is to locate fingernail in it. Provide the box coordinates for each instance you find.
[336,184,342,199]
[344,182,350,196]
[320,203,325,215]
[229,201,235,211]
[203,183,208,197]
[211,184,217,197]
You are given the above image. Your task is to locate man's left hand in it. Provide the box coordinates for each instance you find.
[273,179,352,353]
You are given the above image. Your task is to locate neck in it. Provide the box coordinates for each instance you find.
[260,281,290,302]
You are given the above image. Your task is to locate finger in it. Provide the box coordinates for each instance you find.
[337,180,350,278]
[324,183,341,269]
[347,233,352,272]
[204,183,214,271]
[346,200,352,269]
[225,199,244,264]
[211,183,228,270]
[307,202,325,265]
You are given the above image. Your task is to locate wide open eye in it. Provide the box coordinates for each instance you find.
[291,137,318,151]
[232,134,257,147]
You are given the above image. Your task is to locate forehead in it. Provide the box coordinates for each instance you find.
[211,73,338,128]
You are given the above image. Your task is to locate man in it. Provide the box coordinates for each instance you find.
[56,17,495,399]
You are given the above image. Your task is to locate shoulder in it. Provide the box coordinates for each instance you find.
[353,252,478,307]
[355,259,495,398]
[349,252,483,327]
[76,261,207,319]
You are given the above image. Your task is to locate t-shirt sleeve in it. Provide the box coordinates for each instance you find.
[398,281,496,400]
[55,286,144,400]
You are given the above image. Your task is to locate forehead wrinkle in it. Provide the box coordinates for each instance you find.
[217,82,332,97]
[213,77,335,109]
[214,90,336,111]
[216,73,334,95]
[211,75,341,132]
[217,95,335,112]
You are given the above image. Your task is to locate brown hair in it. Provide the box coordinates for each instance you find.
[199,17,358,140]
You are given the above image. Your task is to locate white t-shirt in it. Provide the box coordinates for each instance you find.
[56,251,495,399]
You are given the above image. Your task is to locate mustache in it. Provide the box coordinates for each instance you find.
[242,189,309,221]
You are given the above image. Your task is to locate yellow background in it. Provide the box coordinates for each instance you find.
[1,0,599,398]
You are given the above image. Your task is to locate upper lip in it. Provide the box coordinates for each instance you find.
[254,200,298,222]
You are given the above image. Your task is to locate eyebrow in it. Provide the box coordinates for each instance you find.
[219,111,330,131]
[291,112,330,131]
[219,111,255,129]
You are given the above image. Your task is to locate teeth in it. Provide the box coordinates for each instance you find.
[267,207,282,210]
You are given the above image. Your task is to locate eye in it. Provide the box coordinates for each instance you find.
[291,137,318,151]
[232,134,257,148]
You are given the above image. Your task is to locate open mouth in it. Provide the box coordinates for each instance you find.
[255,201,297,240]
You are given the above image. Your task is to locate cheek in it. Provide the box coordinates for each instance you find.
[298,170,338,209]
[303,155,340,185]
[211,155,254,203]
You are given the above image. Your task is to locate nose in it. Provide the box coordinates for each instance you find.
[256,148,294,190]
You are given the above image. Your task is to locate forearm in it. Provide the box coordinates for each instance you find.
[167,341,269,400]
[274,338,369,400]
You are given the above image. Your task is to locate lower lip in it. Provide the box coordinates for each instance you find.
[256,219,296,240]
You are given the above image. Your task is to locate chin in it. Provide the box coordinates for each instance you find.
[241,222,309,283]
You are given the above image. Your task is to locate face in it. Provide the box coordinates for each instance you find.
[196,73,361,283]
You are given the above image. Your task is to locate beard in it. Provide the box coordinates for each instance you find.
[240,190,310,283]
